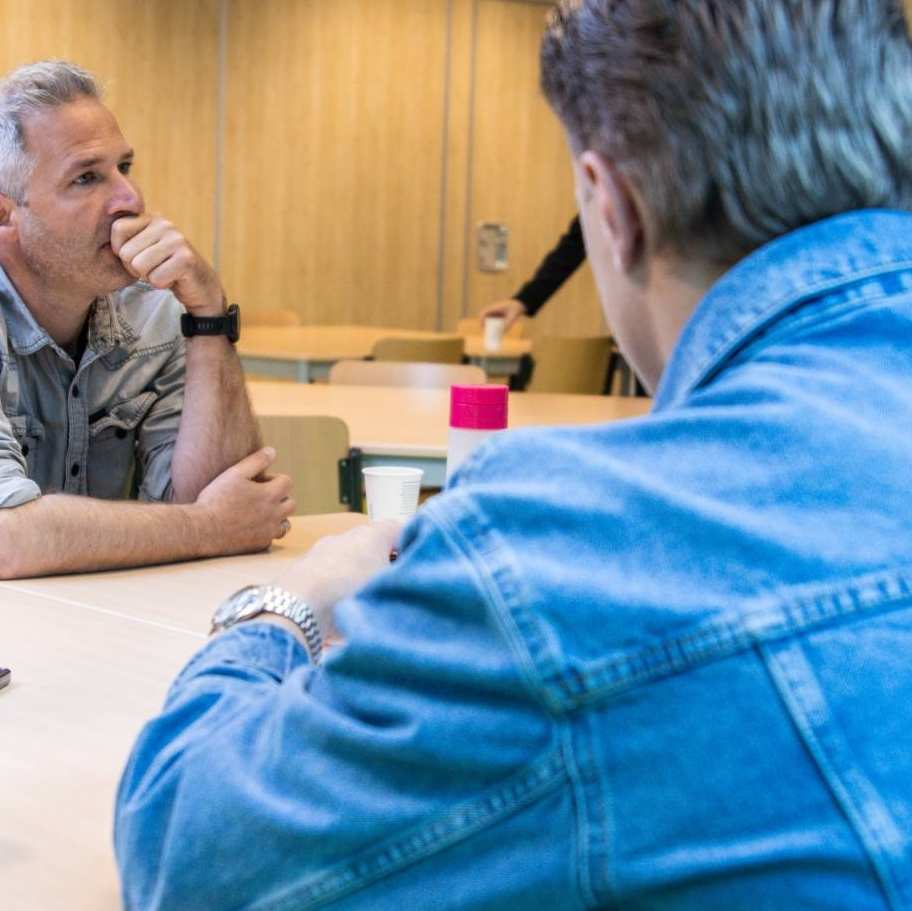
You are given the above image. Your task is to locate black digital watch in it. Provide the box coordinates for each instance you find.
[180,303,241,344]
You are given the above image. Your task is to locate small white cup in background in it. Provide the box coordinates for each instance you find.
[362,466,424,521]
[483,316,506,352]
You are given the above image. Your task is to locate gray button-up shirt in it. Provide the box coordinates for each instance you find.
[0,266,185,508]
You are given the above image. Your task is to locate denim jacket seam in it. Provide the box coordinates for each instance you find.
[559,566,912,706]
[759,641,909,910]
[660,256,912,410]
[424,494,568,715]
[559,721,608,909]
[254,748,568,911]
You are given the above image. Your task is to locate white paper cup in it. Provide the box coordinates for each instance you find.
[362,466,424,521]
[483,316,506,352]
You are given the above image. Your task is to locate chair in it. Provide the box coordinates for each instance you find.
[526,335,614,395]
[605,346,648,396]
[256,414,362,514]
[371,336,464,364]
[456,316,527,339]
[329,359,486,388]
[245,308,302,327]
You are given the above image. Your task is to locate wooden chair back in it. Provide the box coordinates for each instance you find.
[329,359,485,388]
[256,414,361,514]
[371,335,465,364]
[527,335,614,395]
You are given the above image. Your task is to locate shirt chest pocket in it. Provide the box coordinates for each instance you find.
[87,392,157,500]
[7,413,45,477]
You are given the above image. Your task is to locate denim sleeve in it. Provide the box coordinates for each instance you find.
[0,403,41,508]
[115,506,570,911]
[135,336,184,503]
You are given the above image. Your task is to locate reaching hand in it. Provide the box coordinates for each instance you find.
[479,298,528,330]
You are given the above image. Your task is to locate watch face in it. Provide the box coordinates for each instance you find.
[213,585,262,629]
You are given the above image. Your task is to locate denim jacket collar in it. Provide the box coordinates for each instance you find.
[654,209,912,412]
[0,263,134,360]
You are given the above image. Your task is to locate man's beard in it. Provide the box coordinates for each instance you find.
[17,210,135,299]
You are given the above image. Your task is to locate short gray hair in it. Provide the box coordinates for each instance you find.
[541,0,912,264]
[0,60,101,203]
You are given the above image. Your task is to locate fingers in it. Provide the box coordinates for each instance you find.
[110,214,154,255]
[231,446,277,480]
[129,233,188,286]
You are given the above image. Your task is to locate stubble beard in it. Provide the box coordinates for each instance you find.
[17,210,136,302]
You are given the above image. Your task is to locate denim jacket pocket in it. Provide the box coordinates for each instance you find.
[88,391,157,499]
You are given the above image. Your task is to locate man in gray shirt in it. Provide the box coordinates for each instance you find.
[0,61,293,578]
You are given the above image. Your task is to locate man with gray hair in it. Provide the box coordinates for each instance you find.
[115,2,912,908]
[0,61,294,577]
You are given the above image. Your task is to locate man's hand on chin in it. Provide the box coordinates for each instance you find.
[110,214,224,316]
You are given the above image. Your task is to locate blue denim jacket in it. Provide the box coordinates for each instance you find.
[116,210,912,910]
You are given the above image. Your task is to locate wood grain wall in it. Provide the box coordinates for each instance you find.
[463,0,603,339]
[8,0,896,337]
[220,0,600,335]
[0,0,220,260]
[221,0,449,329]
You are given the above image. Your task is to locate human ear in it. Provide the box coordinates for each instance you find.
[578,150,644,274]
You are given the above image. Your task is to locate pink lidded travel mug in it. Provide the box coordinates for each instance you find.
[445,384,509,482]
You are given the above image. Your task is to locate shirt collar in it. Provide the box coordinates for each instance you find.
[0,263,133,359]
[654,209,912,411]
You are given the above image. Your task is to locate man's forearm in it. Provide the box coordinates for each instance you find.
[170,337,261,504]
[0,493,215,579]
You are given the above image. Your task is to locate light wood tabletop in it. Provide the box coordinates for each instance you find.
[0,513,367,911]
[247,380,652,484]
[238,324,531,382]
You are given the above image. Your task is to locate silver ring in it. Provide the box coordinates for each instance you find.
[279,519,291,537]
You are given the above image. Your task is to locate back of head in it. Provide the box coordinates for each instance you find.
[541,0,912,264]
[0,60,101,203]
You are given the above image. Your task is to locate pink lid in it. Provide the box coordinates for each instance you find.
[450,384,509,430]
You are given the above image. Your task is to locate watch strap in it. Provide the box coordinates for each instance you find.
[181,304,240,343]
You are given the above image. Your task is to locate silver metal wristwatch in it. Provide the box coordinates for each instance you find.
[211,584,323,664]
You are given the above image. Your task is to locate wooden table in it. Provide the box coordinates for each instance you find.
[238,324,531,382]
[0,513,367,911]
[248,380,652,486]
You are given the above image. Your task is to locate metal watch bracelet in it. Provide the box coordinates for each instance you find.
[213,585,323,665]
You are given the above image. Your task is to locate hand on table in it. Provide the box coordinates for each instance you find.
[195,447,295,556]
[111,214,225,316]
[479,298,527,331]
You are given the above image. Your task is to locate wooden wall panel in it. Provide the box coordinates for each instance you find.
[222,0,449,329]
[465,0,605,340]
[0,0,220,261]
[439,0,476,332]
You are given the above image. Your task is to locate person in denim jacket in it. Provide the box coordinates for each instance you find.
[116,1,912,908]
[0,62,293,577]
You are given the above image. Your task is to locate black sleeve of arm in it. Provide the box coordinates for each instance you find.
[513,216,586,316]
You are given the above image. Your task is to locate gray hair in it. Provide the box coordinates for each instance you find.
[541,0,912,264]
[0,60,101,203]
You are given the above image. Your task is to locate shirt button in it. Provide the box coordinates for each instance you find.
[115,428,128,439]
[21,445,29,457]
[72,385,80,398]
[71,463,80,477]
